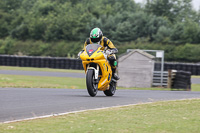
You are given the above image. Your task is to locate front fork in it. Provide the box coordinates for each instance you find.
[87,64,99,84]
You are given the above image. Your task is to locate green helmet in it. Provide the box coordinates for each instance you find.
[90,27,103,43]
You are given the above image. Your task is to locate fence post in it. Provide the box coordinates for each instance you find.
[167,69,172,88]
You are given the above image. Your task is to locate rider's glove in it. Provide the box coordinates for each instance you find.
[105,49,113,55]
[78,50,84,57]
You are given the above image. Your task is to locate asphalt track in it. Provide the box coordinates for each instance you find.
[1,88,200,123]
[0,70,200,123]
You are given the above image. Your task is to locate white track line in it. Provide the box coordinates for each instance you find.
[2,98,199,124]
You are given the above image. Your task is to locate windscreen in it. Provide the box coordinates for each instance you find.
[86,44,102,56]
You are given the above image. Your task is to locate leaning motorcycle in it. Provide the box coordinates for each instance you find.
[79,44,117,97]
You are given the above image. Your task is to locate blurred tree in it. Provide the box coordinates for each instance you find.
[181,19,200,43]
[171,19,200,44]
[11,23,29,40]
[153,26,172,43]
[146,0,193,23]
[0,10,12,38]
[170,22,185,44]
[0,0,22,13]
[0,0,200,61]
[146,0,174,21]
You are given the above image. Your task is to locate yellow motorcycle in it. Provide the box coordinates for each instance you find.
[80,44,117,97]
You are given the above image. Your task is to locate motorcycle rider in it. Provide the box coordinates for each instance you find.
[78,27,120,80]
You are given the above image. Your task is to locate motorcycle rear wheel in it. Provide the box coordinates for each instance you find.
[104,80,116,96]
[86,69,98,97]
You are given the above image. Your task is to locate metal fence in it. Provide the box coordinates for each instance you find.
[153,71,168,87]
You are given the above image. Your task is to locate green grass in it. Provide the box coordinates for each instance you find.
[0,74,199,91]
[192,76,200,78]
[0,66,199,91]
[118,84,200,91]
[191,84,200,91]
[0,66,84,73]
[0,74,85,89]
[0,99,199,133]
[117,86,171,91]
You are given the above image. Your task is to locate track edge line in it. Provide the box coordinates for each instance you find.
[2,98,200,124]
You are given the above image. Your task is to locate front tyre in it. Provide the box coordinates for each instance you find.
[86,69,98,97]
[104,81,116,96]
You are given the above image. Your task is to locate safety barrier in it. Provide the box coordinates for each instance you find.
[0,55,83,70]
[154,62,200,75]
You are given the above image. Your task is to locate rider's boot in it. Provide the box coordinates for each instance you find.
[112,67,120,80]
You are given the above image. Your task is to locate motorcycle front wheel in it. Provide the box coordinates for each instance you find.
[86,69,98,97]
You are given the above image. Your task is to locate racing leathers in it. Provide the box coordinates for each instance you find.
[81,36,120,80]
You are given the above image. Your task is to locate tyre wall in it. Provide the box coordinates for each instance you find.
[171,70,191,90]
[154,62,200,75]
[0,55,83,70]
[0,55,199,75]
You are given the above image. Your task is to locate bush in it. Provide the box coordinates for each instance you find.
[117,41,200,62]
[0,38,199,62]
[0,38,83,57]
[173,44,200,62]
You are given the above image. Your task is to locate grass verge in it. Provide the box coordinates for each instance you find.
[117,87,171,91]
[0,99,200,133]
[0,74,85,89]
[191,84,200,91]
[118,84,200,91]
[0,74,199,91]
[192,76,200,78]
[0,66,199,91]
[0,66,84,73]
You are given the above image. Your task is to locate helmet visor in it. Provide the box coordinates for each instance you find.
[91,37,101,43]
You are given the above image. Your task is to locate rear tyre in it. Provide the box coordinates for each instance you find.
[104,80,116,96]
[86,69,98,97]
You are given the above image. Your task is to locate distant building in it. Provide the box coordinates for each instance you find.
[118,49,155,88]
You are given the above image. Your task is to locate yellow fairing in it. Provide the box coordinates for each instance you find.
[80,47,112,91]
